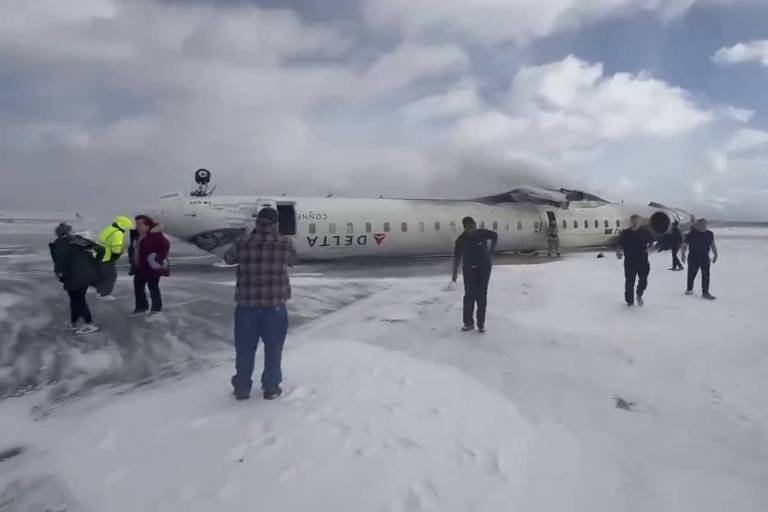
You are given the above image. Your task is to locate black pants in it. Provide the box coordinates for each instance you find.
[671,247,683,270]
[624,260,650,305]
[687,258,710,294]
[67,288,92,324]
[97,259,118,296]
[134,275,162,312]
[463,266,491,328]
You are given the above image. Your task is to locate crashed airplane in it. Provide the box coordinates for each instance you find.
[150,170,695,260]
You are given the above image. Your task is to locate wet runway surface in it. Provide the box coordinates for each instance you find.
[0,222,551,409]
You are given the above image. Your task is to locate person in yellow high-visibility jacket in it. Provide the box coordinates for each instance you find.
[96,215,134,301]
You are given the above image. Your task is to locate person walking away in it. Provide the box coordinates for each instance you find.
[616,214,653,306]
[49,223,101,334]
[129,215,170,315]
[452,216,498,333]
[224,207,296,400]
[669,221,684,271]
[546,221,561,257]
[96,215,133,301]
[682,218,718,300]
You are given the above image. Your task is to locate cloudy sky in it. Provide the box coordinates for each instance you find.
[1,0,767,219]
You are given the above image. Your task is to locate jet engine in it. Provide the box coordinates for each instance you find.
[646,202,695,235]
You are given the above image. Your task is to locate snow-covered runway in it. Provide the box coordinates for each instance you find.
[1,228,767,511]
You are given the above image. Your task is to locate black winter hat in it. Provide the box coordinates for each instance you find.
[55,223,72,237]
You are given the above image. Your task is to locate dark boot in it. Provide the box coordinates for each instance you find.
[263,386,282,400]
[231,375,251,400]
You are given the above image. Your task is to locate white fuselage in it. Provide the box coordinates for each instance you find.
[149,194,693,261]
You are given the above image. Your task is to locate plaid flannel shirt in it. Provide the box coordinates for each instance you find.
[224,227,296,306]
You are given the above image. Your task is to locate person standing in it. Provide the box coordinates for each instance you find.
[129,215,170,315]
[546,221,561,257]
[668,221,684,271]
[452,216,498,333]
[96,215,134,301]
[49,223,100,334]
[682,218,718,300]
[224,207,296,400]
[616,214,653,306]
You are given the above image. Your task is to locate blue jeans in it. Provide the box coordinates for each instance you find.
[233,304,288,394]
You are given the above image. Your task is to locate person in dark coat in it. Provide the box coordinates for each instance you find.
[128,215,170,315]
[682,218,718,300]
[49,223,100,334]
[668,221,684,271]
[452,216,498,333]
[616,214,653,306]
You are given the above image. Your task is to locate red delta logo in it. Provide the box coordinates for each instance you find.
[373,233,386,245]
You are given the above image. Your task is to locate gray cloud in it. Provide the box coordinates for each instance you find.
[0,0,766,220]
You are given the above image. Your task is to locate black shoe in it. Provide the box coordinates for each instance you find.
[461,324,475,332]
[626,302,634,307]
[263,387,282,400]
[478,326,485,333]
[702,293,717,300]
[231,376,251,400]
[636,294,644,307]
[130,309,148,316]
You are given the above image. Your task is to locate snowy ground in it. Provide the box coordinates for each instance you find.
[1,227,767,511]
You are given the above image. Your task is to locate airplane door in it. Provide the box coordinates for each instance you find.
[276,202,296,236]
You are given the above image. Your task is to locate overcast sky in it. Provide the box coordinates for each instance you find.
[1,0,767,219]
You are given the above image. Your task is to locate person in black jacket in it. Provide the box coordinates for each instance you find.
[669,221,684,271]
[452,217,498,333]
[682,218,718,300]
[49,223,101,334]
[616,215,653,306]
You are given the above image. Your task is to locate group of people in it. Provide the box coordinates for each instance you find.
[617,216,719,306]
[50,215,171,334]
[49,208,720,401]
[449,214,720,337]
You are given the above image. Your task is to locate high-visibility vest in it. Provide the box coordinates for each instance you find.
[97,216,133,262]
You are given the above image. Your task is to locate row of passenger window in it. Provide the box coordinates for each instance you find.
[562,219,622,230]
[308,218,621,234]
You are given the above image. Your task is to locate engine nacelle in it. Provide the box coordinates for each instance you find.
[646,204,695,235]
[649,211,671,234]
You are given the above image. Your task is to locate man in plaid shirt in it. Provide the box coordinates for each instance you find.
[224,207,296,400]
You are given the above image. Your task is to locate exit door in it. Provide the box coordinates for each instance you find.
[276,203,296,235]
